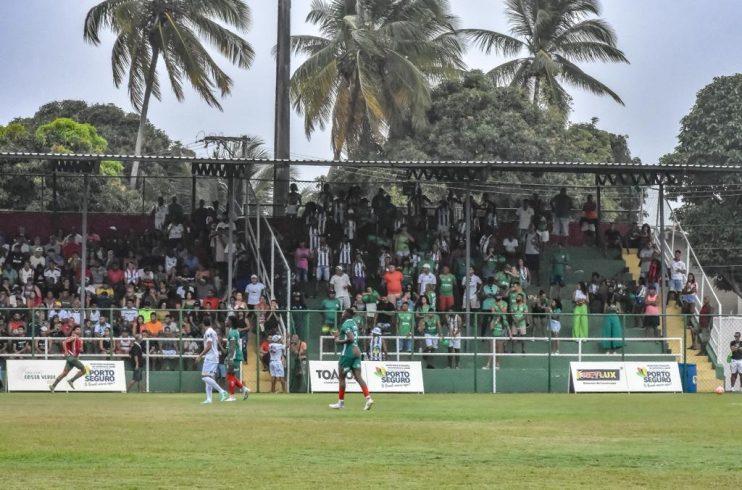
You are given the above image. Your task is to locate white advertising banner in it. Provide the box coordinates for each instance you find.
[363,361,424,393]
[308,361,362,393]
[569,362,628,393]
[624,362,683,393]
[309,361,425,393]
[7,360,127,392]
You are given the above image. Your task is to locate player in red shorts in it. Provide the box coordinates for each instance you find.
[50,325,89,392]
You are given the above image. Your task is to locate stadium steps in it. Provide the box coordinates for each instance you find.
[622,250,718,393]
[241,334,273,393]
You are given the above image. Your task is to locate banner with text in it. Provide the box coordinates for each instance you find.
[309,361,424,393]
[308,361,362,393]
[624,362,683,393]
[7,360,127,392]
[570,362,682,393]
[569,362,628,393]
[363,361,425,393]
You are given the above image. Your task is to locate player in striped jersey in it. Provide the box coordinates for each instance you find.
[49,325,89,392]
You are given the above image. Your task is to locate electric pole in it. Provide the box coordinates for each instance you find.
[273,0,291,216]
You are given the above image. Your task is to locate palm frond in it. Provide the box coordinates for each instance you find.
[458,29,525,57]
[555,55,625,105]
[486,58,530,86]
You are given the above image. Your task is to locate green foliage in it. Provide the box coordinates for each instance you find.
[0,101,197,213]
[332,71,639,212]
[461,0,628,113]
[35,117,108,153]
[662,74,742,295]
[291,0,465,159]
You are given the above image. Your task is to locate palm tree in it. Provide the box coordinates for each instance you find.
[291,0,465,159]
[84,0,255,188]
[461,0,628,113]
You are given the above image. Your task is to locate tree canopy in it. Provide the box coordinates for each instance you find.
[661,74,742,296]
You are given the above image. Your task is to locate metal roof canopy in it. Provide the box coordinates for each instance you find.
[1,151,740,185]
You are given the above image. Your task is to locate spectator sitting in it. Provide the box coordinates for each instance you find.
[603,222,623,259]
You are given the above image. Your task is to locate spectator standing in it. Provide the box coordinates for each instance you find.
[417,264,437,297]
[603,222,623,258]
[729,332,742,392]
[572,282,589,339]
[286,183,302,218]
[523,224,541,286]
[383,265,403,303]
[396,301,414,355]
[515,199,534,243]
[351,252,366,293]
[367,326,386,361]
[502,233,518,264]
[437,266,456,312]
[127,335,144,392]
[669,250,687,307]
[152,197,169,234]
[550,187,573,245]
[549,243,570,299]
[579,194,599,245]
[548,298,562,354]
[462,267,482,310]
[600,297,623,354]
[329,266,352,310]
[294,242,310,291]
[314,240,332,297]
[697,296,712,355]
[643,285,660,339]
[245,275,266,309]
[445,311,462,369]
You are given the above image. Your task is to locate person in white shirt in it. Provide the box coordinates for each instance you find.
[19,262,35,285]
[461,267,482,309]
[245,275,266,307]
[502,233,519,263]
[669,249,687,306]
[329,266,352,309]
[268,334,286,393]
[152,197,169,233]
[196,319,228,404]
[417,264,437,296]
[515,199,535,243]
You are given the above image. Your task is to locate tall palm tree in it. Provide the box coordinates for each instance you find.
[84,0,255,187]
[291,0,465,159]
[461,0,628,113]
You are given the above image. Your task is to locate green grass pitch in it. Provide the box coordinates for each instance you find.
[0,393,739,489]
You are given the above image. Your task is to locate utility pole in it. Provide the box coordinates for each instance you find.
[273,0,291,216]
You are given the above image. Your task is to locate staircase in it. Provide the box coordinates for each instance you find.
[241,332,272,393]
[622,250,718,392]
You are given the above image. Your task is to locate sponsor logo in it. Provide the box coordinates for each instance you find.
[635,366,672,386]
[374,366,388,378]
[313,369,354,381]
[575,369,620,381]
[374,365,411,385]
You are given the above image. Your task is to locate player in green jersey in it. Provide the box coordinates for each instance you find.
[330,309,374,411]
[225,317,249,401]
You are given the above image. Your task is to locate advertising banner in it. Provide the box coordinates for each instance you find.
[569,362,628,393]
[308,361,362,393]
[7,360,127,392]
[363,361,425,393]
[624,362,683,393]
[309,361,424,393]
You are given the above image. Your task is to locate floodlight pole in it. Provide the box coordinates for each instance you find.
[227,173,235,298]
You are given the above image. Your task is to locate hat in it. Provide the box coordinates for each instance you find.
[251,274,258,279]
[40,326,48,333]
[34,247,43,253]
[371,327,382,336]
[422,264,430,269]
[271,335,281,342]
[335,266,343,271]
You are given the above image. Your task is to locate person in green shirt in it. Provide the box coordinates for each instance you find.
[329,309,374,411]
[396,302,415,354]
[510,293,529,354]
[362,287,380,331]
[417,311,441,369]
[320,291,342,332]
[550,243,570,298]
[225,318,250,400]
[481,277,499,336]
[438,266,456,312]
[484,292,509,369]
[424,284,437,313]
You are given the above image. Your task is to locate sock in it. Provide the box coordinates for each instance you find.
[338,388,345,401]
[234,377,244,389]
[227,376,236,395]
[362,386,370,397]
[205,383,213,402]
[204,377,224,394]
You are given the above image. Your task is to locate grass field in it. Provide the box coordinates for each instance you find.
[0,393,740,489]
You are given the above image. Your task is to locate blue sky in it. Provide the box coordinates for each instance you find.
[1,0,741,179]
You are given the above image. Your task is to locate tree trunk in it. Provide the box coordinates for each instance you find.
[131,46,160,189]
[533,76,540,106]
[337,77,362,159]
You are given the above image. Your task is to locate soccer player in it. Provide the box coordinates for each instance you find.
[225,318,250,401]
[268,335,286,393]
[49,325,88,392]
[329,309,374,411]
[196,319,228,404]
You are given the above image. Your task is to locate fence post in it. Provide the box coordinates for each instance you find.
[178,309,184,393]
[621,313,626,362]
[108,322,114,360]
[145,338,150,393]
[547,319,552,393]
[31,307,36,359]
[141,175,146,213]
[473,316,478,393]
[578,339,583,362]
[492,339,496,394]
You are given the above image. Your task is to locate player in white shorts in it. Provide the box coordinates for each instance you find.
[196,320,228,404]
[730,332,742,391]
[269,335,286,393]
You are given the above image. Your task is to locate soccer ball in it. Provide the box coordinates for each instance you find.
[714,386,724,395]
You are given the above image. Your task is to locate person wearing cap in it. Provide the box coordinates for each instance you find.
[268,334,286,393]
[245,274,266,309]
[29,247,46,270]
[643,284,660,339]
[368,326,387,361]
[329,266,351,309]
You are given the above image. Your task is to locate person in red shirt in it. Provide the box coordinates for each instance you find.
[49,325,89,392]
[202,288,220,310]
[107,263,124,286]
[383,264,403,302]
